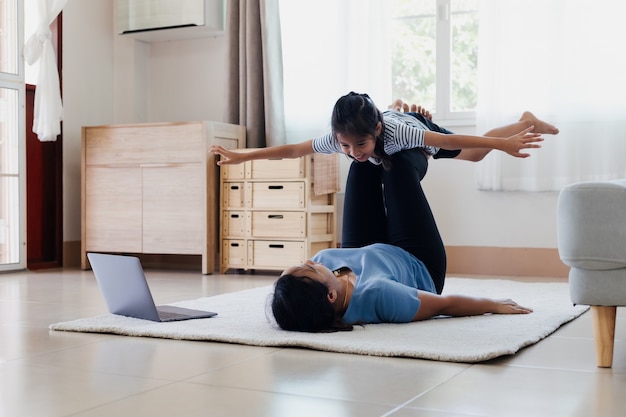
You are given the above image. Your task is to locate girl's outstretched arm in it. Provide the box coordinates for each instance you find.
[210,140,315,165]
[412,290,533,321]
[424,126,543,158]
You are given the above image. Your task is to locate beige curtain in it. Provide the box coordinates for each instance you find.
[226,0,285,148]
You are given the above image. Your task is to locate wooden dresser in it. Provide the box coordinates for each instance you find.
[220,151,339,273]
[81,121,245,274]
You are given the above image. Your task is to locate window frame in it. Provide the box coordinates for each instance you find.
[0,0,26,271]
[392,0,477,126]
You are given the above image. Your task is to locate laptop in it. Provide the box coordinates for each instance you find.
[87,252,217,322]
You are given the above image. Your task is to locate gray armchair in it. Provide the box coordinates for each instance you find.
[557,179,626,367]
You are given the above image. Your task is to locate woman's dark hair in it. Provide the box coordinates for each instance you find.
[271,274,353,333]
[331,92,392,170]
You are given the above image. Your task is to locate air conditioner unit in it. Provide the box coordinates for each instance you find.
[116,0,225,42]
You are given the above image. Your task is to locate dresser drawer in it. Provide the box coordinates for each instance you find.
[221,163,245,180]
[222,182,245,208]
[247,157,305,179]
[222,239,247,268]
[84,123,204,165]
[248,240,306,268]
[250,211,306,238]
[248,182,305,208]
[222,210,246,237]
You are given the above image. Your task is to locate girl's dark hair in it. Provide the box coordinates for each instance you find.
[271,274,353,333]
[331,92,392,170]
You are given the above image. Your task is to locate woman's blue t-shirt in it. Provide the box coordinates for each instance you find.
[310,243,436,324]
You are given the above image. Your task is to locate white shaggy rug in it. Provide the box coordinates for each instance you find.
[50,278,588,363]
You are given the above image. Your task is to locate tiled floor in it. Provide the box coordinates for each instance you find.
[1,266,625,417]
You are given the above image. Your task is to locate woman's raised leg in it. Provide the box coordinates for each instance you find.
[341,161,387,248]
[381,149,447,293]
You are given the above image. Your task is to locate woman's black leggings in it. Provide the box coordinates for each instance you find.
[341,148,446,294]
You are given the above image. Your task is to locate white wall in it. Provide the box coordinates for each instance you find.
[61,0,559,252]
[421,153,559,248]
[63,0,116,244]
[148,36,227,123]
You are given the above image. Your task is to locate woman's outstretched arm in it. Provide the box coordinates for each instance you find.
[412,290,533,321]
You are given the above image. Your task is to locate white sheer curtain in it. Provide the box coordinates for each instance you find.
[476,0,626,191]
[279,0,391,142]
[24,0,67,142]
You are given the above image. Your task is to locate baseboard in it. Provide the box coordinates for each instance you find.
[63,240,82,268]
[65,240,569,278]
[63,241,215,271]
[446,246,568,278]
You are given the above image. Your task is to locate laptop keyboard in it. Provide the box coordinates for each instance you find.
[158,311,189,321]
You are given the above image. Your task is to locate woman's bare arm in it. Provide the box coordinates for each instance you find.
[210,140,315,165]
[412,290,533,321]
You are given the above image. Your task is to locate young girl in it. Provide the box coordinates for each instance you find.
[271,148,533,333]
[210,92,559,169]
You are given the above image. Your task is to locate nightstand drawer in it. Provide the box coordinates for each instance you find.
[222,211,246,237]
[221,163,245,180]
[247,157,305,179]
[249,182,305,208]
[248,240,305,268]
[250,211,306,238]
[222,239,246,268]
[222,182,245,208]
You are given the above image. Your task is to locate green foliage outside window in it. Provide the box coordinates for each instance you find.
[390,0,478,115]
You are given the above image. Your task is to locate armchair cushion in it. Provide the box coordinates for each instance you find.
[557,179,626,271]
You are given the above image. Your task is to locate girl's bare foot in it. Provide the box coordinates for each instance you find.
[389,99,404,112]
[389,100,433,121]
[415,105,432,121]
[520,111,559,135]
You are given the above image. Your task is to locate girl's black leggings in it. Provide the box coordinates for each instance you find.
[341,148,446,294]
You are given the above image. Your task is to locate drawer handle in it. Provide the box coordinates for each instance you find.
[140,163,175,168]
[230,242,240,247]
[230,214,240,219]
[230,185,240,190]
[268,214,284,219]
[269,244,284,249]
[268,185,284,190]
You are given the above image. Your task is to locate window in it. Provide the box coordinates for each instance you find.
[279,0,390,141]
[390,0,478,124]
[278,0,477,141]
[0,0,25,270]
